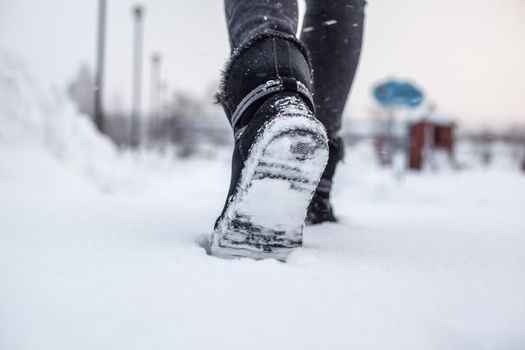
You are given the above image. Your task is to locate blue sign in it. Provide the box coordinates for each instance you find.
[373,80,424,108]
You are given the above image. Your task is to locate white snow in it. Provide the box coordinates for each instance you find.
[1,53,525,350]
[322,20,338,26]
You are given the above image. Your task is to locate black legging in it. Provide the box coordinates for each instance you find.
[224,0,366,137]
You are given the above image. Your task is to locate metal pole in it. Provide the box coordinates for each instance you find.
[386,107,395,166]
[131,5,144,147]
[149,52,161,143]
[94,0,107,134]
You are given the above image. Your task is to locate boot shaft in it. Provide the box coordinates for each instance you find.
[217,36,315,133]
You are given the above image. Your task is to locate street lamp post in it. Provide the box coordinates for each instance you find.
[131,5,144,147]
[149,52,161,143]
[94,0,107,134]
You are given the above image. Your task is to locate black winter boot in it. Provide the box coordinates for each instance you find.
[210,36,328,260]
[306,136,344,225]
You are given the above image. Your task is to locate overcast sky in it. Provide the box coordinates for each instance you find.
[1,0,524,129]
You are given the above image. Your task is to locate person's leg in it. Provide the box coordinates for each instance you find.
[225,0,299,50]
[301,0,366,224]
[301,0,365,135]
[211,0,329,260]
[219,0,313,128]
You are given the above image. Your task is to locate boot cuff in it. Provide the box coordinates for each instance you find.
[216,31,313,116]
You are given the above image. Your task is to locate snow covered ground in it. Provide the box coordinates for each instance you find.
[1,54,525,350]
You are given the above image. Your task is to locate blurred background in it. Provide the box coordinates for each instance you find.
[1,0,524,164]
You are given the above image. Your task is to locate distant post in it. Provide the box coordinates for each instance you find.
[94,0,107,134]
[131,5,145,147]
[149,52,162,143]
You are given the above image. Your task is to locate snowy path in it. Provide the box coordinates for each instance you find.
[2,50,524,349]
[1,144,525,350]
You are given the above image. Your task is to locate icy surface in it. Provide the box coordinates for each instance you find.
[1,56,525,350]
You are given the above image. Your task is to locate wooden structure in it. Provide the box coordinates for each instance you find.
[407,108,455,170]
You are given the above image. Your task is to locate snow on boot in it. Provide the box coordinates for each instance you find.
[211,92,328,260]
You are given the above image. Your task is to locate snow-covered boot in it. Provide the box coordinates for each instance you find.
[210,36,328,260]
[305,136,344,225]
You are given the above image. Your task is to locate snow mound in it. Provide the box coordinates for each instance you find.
[0,49,145,192]
[0,49,115,154]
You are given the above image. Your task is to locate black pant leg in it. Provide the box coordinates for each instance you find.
[224,0,299,51]
[301,0,366,137]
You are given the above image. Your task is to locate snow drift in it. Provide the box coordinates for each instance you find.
[0,48,175,193]
[1,49,525,350]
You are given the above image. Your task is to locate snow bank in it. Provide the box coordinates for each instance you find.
[0,49,165,192]
[0,49,115,157]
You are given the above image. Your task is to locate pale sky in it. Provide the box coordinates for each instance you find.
[1,0,524,129]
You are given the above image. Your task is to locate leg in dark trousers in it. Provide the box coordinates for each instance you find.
[219,0,313,126]
[225,0,299,51]
[210,0,365,259]
[301,0,366,224]
[212,0,329,260]
[301,0,365,137]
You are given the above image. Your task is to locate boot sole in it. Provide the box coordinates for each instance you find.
[210,108,328,261]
